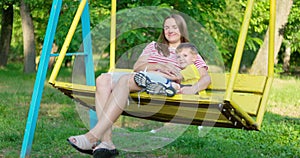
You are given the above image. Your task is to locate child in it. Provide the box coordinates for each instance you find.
[134,43,208,96]
[174,43,207,95]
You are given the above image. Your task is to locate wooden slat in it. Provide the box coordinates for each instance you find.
[54,72,267,94]
[124,102,228,121]
[106,69,267,93]
[232,93,261,115]
[54,81,95,93]
[208,73,267,93]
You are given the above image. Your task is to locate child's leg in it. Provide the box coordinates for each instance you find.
[134,71,176,97]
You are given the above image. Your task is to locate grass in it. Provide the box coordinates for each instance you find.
[0,63,299,158]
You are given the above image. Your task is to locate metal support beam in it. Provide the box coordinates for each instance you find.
[20,0,94,157]
[224,0,255,101]
[20,0,62,157]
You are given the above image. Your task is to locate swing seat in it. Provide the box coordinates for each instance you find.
[52,71,269,130]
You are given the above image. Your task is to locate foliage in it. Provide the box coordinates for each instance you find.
[1,0,299,71]
[283,0,300,66]
[202,0,242,67]
[112,0,271,68]
[9,6,23,62]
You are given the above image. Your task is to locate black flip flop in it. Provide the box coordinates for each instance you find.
[67,139,93,155]
[93,148,119,158]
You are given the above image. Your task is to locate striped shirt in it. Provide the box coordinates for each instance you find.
[140,41,208,70]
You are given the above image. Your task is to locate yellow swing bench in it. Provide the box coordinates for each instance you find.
[49,0,275,131]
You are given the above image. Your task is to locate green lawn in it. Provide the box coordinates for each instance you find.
[0,63,299,158]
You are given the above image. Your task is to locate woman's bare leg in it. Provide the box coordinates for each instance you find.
[67,74,115,152]
[88,74,140,142]
[94,74,114,145]
[78,73,118,146]
[68,73,140,151]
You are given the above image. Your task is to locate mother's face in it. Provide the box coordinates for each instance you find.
[163,18,182,45]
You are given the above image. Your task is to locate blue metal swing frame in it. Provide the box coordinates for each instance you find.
[20,0,94,157]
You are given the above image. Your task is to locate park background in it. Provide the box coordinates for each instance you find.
[0,0,299,157]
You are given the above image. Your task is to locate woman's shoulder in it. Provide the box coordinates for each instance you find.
[141,41,158,55]
[148,41,157,46]
[144,41,157,50]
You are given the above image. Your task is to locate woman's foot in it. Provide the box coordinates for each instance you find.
[67,134,98,155]
[93,142,119,158]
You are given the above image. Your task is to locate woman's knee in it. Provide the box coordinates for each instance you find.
[118,74,140,91]
[96,73,112,87]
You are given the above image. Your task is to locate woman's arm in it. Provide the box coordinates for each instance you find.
[133,42,163,72]
[180,67,211,94]
[133,55,181,81]
[133,55,160,72]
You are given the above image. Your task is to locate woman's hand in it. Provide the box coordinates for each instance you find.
[133,53,182,81]
[157,63,181,81]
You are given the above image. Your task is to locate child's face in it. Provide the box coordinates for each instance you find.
[177,48,197,68]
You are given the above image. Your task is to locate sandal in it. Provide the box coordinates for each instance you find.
[67,135,97,155]
[134,72,176,97]
[93,142,119,158]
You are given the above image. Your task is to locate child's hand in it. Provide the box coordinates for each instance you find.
[177,74,183,82]
[180,86,196,94]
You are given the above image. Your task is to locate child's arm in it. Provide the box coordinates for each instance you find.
[180,67,211,94]
[180,64,198,81]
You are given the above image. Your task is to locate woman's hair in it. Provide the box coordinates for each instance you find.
[156,14,190,57]
[176,43,199,55]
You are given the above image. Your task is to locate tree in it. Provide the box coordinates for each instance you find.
[249,0,293,75]
[283,41,291,72]
[20,0,35,73]
[282,0,300,73]
[0,2,14,67]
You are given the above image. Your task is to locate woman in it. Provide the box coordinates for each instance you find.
[67,14,211,157]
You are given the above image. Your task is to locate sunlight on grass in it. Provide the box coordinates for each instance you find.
[39,103,66,118]
[267,78,300,118]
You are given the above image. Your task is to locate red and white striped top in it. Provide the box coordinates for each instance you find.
[140,41,207,70]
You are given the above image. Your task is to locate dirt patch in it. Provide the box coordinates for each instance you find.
[268,106,300,118]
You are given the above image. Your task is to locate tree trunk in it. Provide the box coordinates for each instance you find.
[20,0,36,73]
[0,3,14,67]
[249,0,293,75]
[283,41,291,73]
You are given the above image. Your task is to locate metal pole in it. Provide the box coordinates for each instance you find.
[268,0,275,77]
[49,0,87,84]
[256,0,276,129]
[81,1,95,86]
[20,0,62,157]
[224,0,255,101]
[109,0,117,71]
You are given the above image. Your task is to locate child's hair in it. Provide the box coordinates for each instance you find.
[176,43,198,55]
